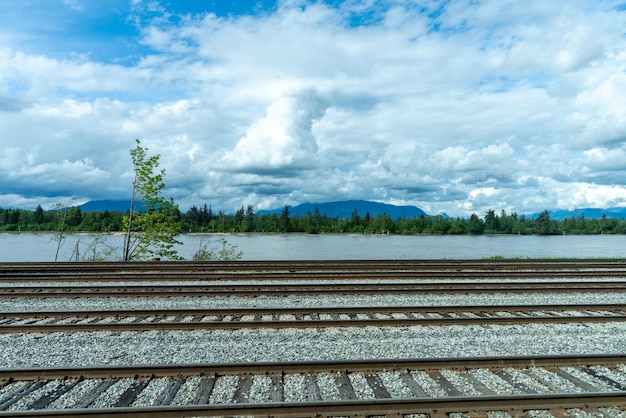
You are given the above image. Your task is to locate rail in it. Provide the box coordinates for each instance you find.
[1,303,624,332]
[0,281,624,297]
[0,355,624,416]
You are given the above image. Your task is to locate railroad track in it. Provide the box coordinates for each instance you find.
[6,270,626,281]
[1,304,625,332]
[2,259,626,281]
[2,258,626,271]
[0,355,624,416]
[0,281,624,297]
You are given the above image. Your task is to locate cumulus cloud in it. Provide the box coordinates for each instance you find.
[221,88,329,173]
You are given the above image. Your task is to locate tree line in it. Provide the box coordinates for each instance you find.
[2,205,625,236]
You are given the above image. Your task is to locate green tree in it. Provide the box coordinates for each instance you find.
[34,205,44,224]
[351,209,360,227]
[201,203,213,227]
[484,209,500,234]
[449,217,468,234]
[534,210,552,235]
[372,214,393,234]
[233,206,245,231]
[244,204,255,232]
[122,139,182,261]
[184,205,201,231]
[468,213,484,235]
[430,215,450,234]
[495,210,510,233]
[280,205,291,232]
[66,206,82,227]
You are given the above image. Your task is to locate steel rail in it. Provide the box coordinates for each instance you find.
[2,258,626,271]
[2,303,623,318]
[1,304,625,332]
[0,281,624,297]
[2,260,625,274]
[3,259,626,283]
[0,393,624,417]
[3,269,626,282]
[1,314,624,332]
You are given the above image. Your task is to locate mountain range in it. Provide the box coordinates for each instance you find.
[79,199,428,219]
[77,199,626,220]
[257,200,428,219]
[542,207,626,221]
[79,200,133,212]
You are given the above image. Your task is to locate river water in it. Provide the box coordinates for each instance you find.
[2,233,626,262]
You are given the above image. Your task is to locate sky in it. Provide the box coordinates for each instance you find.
[2,0,626,217]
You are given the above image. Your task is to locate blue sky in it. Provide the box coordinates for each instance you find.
[2,0,626,216]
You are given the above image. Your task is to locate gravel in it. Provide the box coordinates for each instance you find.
[48,378,103,409]
[208,375,238,404]
[170,376,201,405]
[6,380,67,411]
[316,372,341,400]
[1,292,624,312]
[248,374,272,403]
[283,373,307,402]
[89,378,133,408]
[347,372,375,399]
[528,367,584,392]
[410,371,447,396]
[468,369,515,394]
[378,371,413,397]
[439,369,481,395]
[1,322,625,368]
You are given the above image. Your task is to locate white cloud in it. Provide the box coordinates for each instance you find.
[221,88,329,172]
[558,183,626,210]
[63,0,85,12]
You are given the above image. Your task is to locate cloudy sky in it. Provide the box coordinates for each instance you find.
[2,0,626,217]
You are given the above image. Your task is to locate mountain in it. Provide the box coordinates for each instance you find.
[258,200,428,219]
[80,200,131,212]
[77,200,626,220]
[544,207,626,221]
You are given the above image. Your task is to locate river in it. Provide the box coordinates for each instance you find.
[1,233,626,262]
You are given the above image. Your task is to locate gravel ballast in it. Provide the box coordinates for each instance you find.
[1,292,624,311]
[1,322,625,368]
[2,292,625,368]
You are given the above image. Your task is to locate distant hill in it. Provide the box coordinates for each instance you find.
[258,200,428,219]
[80,200,131,212]
[544,207,626,221]
[77,200,626,220]
[79,199,427,219]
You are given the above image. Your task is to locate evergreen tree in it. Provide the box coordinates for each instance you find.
[186,205,200,230]
[484,209,500,234]
[535,210,551,235]
[34,205,44,224]
[234,206,245,231]
[280,205,291,232]
[468,213,484,235]
[245,205,255,232]
[314,207,322,230]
